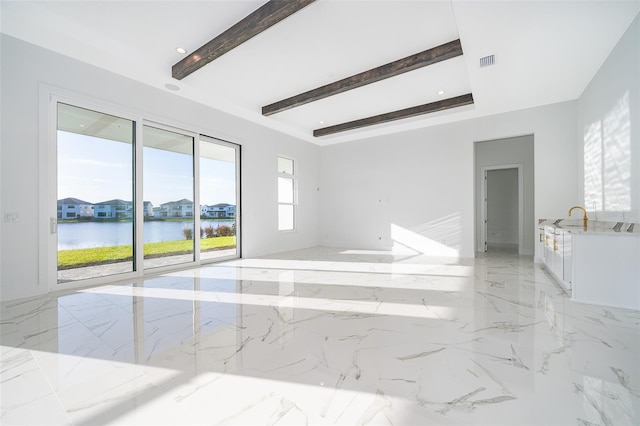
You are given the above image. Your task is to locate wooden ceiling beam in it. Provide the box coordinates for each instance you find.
[263,39,463,116]
[172,0,316,80]
[313,93,474,137]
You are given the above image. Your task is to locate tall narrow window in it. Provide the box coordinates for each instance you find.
[278,156,295,231]
[56,103,135,282]
[143,125,194,269]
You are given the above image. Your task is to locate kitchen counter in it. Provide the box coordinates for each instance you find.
[537,219,639,234]
[536,218,640,311]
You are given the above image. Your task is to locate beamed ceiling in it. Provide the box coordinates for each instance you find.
[2,1,638,145]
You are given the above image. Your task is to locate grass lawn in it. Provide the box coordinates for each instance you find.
[58,236,236,268]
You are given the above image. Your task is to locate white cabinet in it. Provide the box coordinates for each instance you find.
[543,226,554,268]
[536,226,545,262]
[551,229,563,282]
[562,231,572,287]
[542,225,571,291]
[571,234,640,310]
[538,219,640,309]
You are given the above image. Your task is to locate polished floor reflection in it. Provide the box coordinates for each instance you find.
[1,247,639,425]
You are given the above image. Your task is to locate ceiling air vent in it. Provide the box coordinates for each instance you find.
[480,55,495,68]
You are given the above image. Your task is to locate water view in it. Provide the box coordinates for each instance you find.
[58,220,235,250]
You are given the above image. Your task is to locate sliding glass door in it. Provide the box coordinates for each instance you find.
[143,125,195,269]
[56,103,135,283]
[52,99,240,286]
[199,136,239,261]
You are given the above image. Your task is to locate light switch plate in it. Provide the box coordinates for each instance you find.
[4,212,19,222]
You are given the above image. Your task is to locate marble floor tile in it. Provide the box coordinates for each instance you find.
[1,247,639,425]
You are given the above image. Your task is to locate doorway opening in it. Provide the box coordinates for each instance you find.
[474,134,534,256]
[483,166,522,254]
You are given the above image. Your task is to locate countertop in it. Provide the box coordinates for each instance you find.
[538,219,639,235]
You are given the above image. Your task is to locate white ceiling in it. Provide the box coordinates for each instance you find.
[2,0,638,146]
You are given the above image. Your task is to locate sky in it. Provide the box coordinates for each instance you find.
[58,131,237,207]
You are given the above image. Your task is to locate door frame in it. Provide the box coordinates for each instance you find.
[40,89,144,292]
[480,163,524,254]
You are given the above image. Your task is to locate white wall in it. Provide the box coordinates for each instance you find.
[0,35,320,301]
[10,11,636,300]
[577,14,640,223]
[487,168,519,245]
[0,36,3,298]
[475,135,535,254]
[320,102,578,258]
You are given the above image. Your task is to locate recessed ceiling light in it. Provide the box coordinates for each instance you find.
[79,124,85,127]
[319,121,325,125]
[165,83,180,91]
[176,47,187,54]
[438,90,446,95]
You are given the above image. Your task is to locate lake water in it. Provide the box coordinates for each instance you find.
[58,220,234,250]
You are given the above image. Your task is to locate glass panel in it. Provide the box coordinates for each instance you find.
[143,125,194,269]
[278,177,294,203]
[278,205,294,231]
[278,157,294,175]
[57,103,134,283]
[200,139,238,261]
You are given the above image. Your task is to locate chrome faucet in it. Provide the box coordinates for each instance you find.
[568,206,588,228]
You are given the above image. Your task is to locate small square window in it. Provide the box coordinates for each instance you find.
[278,157,294,175]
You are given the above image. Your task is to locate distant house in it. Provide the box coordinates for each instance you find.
[153,206,166,218]
[93,199,133,219]
[201,203,236,218]
[143,201,154,217]
[158,199,193,218]
[57,198,94,219]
